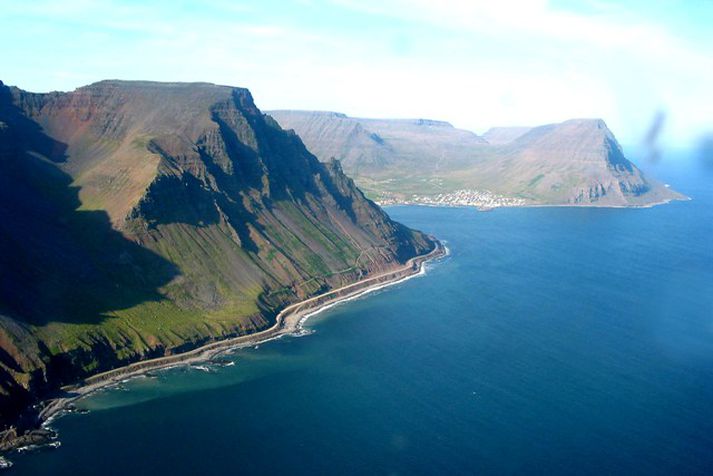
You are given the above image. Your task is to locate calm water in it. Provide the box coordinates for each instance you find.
[11,156,713,475]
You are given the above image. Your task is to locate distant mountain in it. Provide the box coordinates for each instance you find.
[0,80,435,429]
[269,111,685,207]
[457,119,685,205]
[482,126,532,145]
[268,110,488,176]
[264,111,394,175]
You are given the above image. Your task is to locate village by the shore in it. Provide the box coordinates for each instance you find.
[377,189,527,210]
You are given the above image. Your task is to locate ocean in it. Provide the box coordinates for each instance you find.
[10,154,713,475]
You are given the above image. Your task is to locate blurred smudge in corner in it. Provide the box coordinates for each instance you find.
[697,133,713,170]
[643,110,666,163]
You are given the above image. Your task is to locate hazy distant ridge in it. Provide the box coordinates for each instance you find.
[269,110,684,207]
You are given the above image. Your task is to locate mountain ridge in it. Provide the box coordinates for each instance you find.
[268,110,488,176]
[0,80,435,434]
[482,126,532,145]
[268,110,685,207]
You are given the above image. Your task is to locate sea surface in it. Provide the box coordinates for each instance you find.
[10,154,713,475]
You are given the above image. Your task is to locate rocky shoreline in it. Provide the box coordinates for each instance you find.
[0,241,445,455]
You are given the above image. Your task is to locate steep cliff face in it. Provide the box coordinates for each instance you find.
[270,111,684,206]
[0,80,434,428]
[469,119,682,205]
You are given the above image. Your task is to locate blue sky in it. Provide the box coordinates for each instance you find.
[2,0,711,146]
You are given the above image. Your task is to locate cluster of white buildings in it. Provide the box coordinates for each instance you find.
[407,189,527,210]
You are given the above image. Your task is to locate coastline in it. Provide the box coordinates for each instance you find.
[35,240,446,431]
[380,195,690,211]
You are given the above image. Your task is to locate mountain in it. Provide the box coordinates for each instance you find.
[482,127,532,145]
[459,119,684,205]
[0,80,435,430]
[269,112,685,207]
[261,111,394,175]
[268,110,488,176]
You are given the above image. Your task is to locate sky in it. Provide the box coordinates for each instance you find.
[1,0,712,147]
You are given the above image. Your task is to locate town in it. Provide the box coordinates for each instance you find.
[377,189,527,210]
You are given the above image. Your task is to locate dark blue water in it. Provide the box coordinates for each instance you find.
[11,156,713,475]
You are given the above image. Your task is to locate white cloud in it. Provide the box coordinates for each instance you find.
[323,0,712,144]
[2,0,711,146]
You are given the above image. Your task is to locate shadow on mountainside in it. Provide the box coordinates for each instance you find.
[142,96,362,256]
[0,83,179,325]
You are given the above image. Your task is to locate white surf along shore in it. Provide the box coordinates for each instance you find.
[39,241,447,425]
